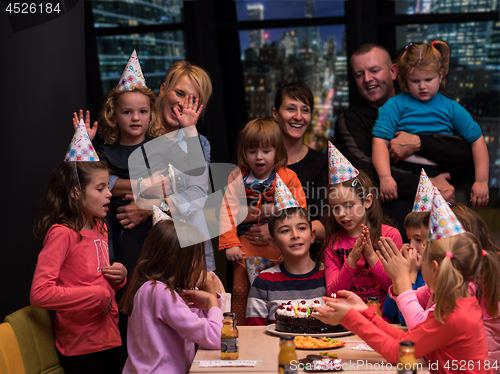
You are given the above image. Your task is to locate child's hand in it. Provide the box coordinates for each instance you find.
[323,290,368,313]
[174,95,203,129]
[226,246,246,262]
[195,270,217,295]
[73,109,98,141]
[402,244,421,283]
[181,289,218,310]
[471,181,489,208]
[346,231,365,268]
[361,225,377,267]
[103,262,127,284]
[200,271,218,295]
[377,238,409,278]
[313,291,366,326]
[376,237,412,295]
[379,176,398,202]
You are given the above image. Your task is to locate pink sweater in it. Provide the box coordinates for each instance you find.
[324,225,402,311]
[390,285,434,329]
[30,224,123,356]
[394,285,500,373]
[342,298,492,374]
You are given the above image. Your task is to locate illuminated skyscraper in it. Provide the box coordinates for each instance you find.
[296,0,321,53]
[90,0,185,93]
[247,3,264,50]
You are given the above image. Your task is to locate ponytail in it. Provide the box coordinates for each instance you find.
[429,233,483,323]
[433,253,465,323]
[430,40,450,88]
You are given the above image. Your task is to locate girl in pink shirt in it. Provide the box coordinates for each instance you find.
[389,204,500,371]
[315,232,499,374]
[119,220,223,374]
[322,170,402,311]
[31,161,127,374]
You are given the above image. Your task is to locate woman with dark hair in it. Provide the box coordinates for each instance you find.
[244,83,328,258]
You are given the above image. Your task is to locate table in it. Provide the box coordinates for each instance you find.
[189,326,430,373]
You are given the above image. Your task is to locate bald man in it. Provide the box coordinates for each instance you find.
[334,44,472,231]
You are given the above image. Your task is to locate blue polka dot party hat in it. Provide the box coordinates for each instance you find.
[413,168,437,212]
[328,141,359,184]
[64,119,100,161]
[428,192,465,242]
[152,204,172,226]
[116,50,147,90]
[273,173,301,213]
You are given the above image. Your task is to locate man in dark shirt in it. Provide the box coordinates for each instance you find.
[334,43,472,233]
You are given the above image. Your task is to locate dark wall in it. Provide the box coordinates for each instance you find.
[0,1,86,319]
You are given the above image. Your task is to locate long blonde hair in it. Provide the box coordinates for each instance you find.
[99,87,163,145]
[428,232,500,323]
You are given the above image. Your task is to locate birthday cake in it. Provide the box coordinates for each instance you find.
[275,300,347,334]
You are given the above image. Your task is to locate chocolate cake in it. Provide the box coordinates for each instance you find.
[275,300,347,334]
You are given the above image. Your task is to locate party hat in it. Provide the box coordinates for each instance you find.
[274,173,301,213]
[245,257,275,285]
[116,50,147,90]
[413,169,437,212]
[328,141,359,184]
[152,204,172,226]
[428,193,465,242]
[64,119,100,161]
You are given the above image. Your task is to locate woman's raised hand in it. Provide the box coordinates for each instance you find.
[73,109,98,141]
[174,95,203,129]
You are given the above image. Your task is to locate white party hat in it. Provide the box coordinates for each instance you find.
[64,119,100,161]
[274,173,301,213]
[328,142,359,184]
[413,169,437,212]
[428,193,465,242]
[152,204,172,226]
[116,50,147,90]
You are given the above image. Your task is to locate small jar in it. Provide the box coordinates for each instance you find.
[366,296,382,316]
[221,312,238,360]
[398,341,418,374]
[278,336,297,374]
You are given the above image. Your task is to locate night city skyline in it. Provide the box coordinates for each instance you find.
[236,0,345,51]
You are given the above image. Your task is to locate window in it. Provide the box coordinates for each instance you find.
[235,0,345,20]
[395,0,497,15]
[91,0,183,27]
[89,0,185,94]
[236,0,347,152]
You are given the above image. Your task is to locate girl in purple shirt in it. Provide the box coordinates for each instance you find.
[119,220,222,374]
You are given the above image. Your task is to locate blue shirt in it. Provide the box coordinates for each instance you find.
[382,270,425,326]
[372,92,482,143]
